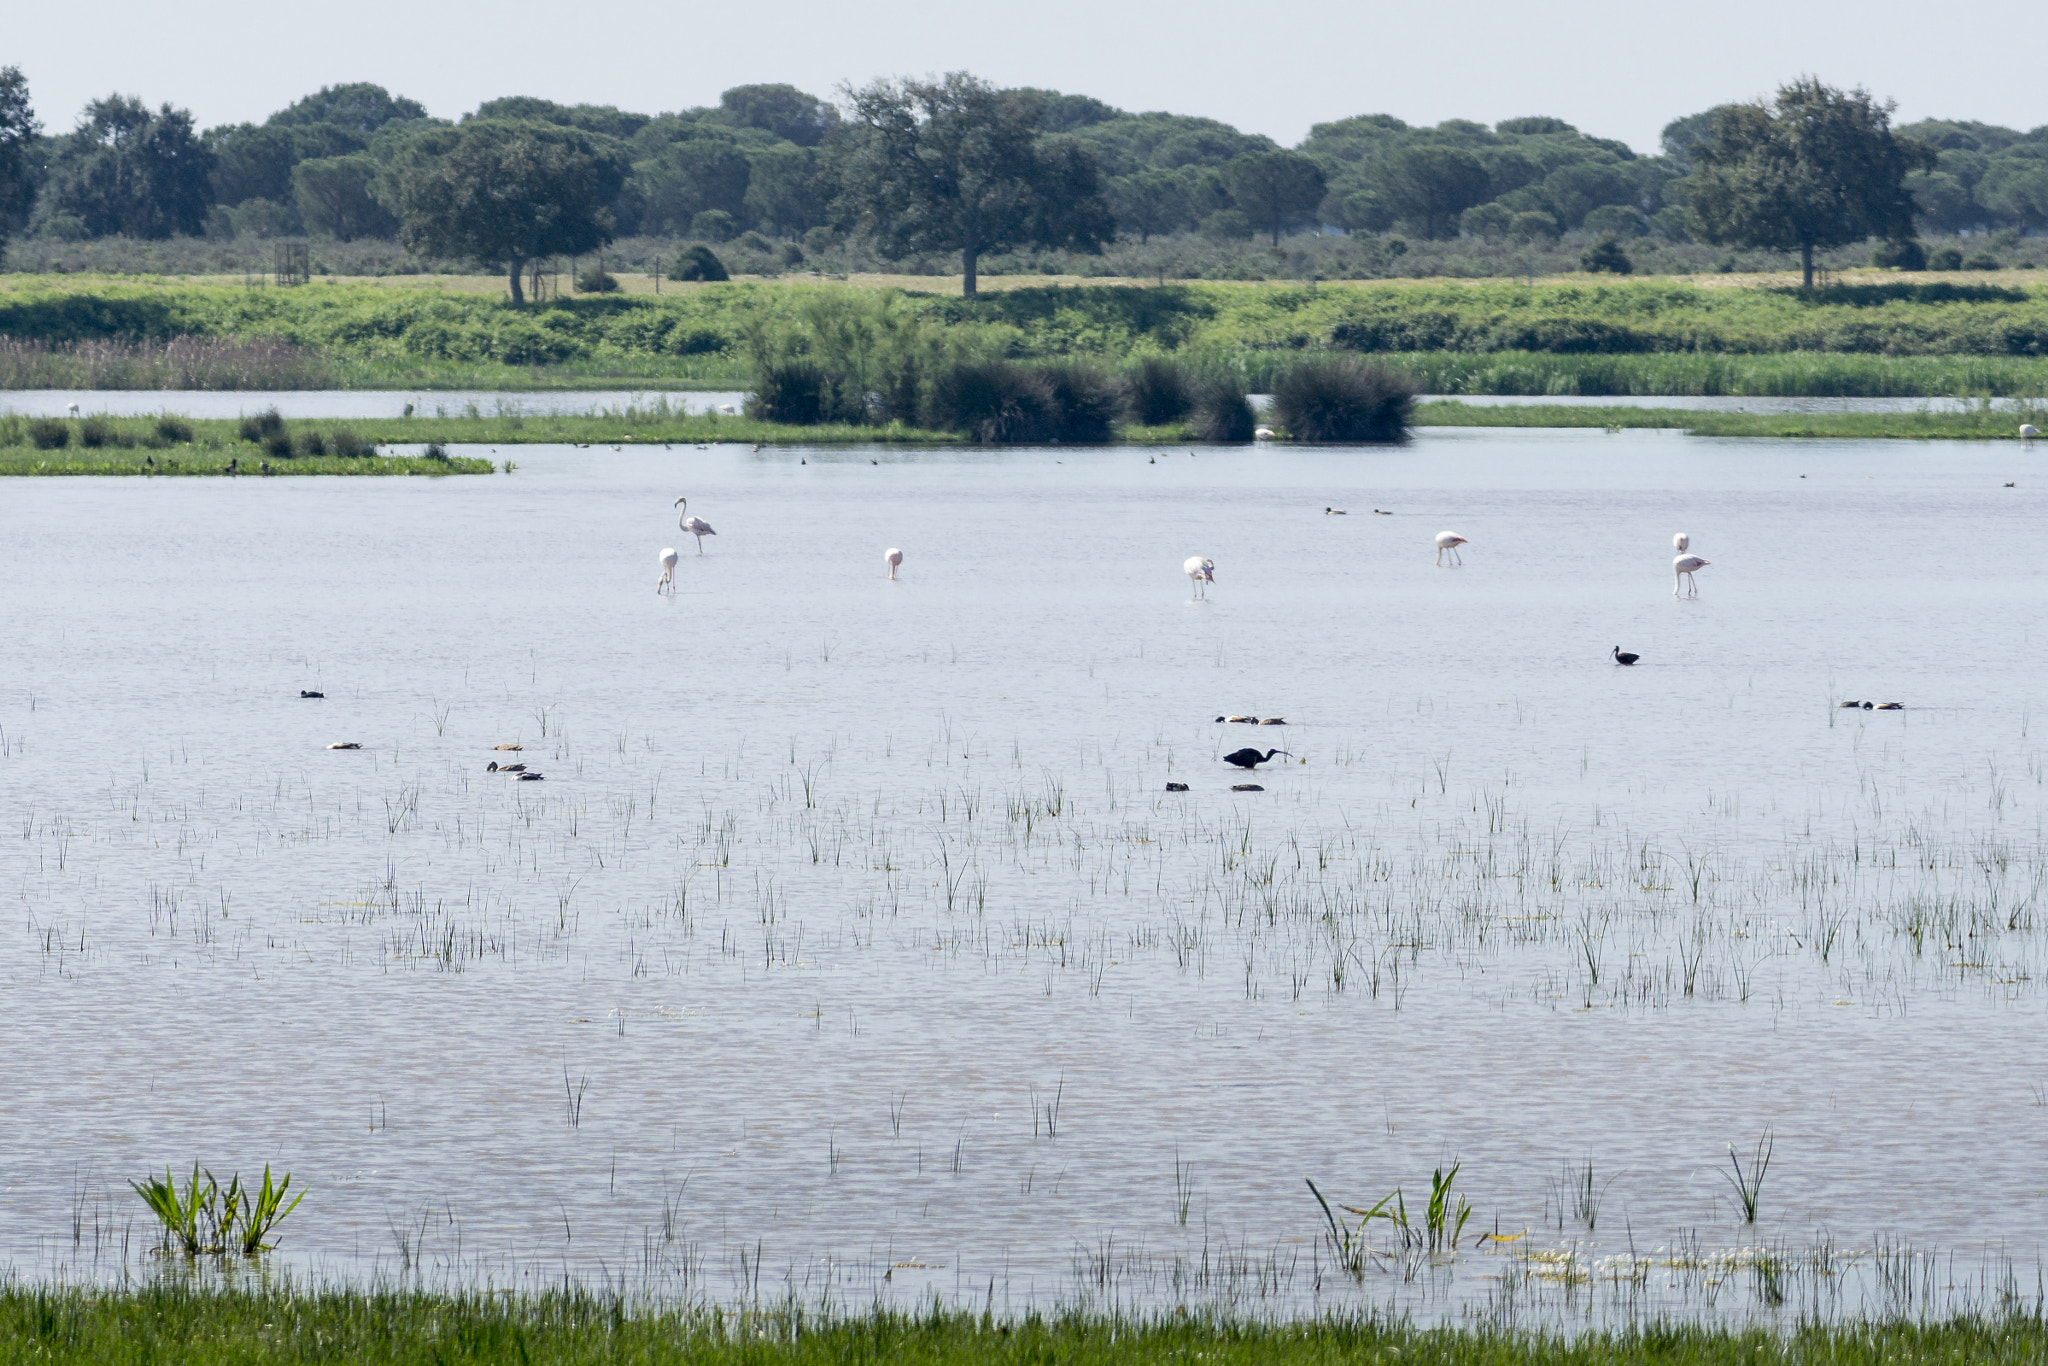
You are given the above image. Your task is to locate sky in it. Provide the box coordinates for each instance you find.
[10,0,2045,153]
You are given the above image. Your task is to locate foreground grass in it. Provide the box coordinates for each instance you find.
[1,1288,2045,1366]
[1415,400,2048,441]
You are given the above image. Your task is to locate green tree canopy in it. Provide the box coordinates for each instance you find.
[269,83,426,133]
[718,85,840,147]
[840,72,1112,298]
[292,154,397,241]
[46,96,214,239]
[390,120,628,302]
[0,67,38,251]
[1378,145,1490,238]
[1219,151,1326,245]
[1683,78,1933,286]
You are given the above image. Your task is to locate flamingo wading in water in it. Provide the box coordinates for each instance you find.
[657,547,678,594]
[1436,531,1467,565]
[885,547,902,580]
[676,497,717,552]
[1184,556,1215,598]
[1673,554,1709,597]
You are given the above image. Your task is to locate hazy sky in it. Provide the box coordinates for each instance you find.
[11,0,2044,152]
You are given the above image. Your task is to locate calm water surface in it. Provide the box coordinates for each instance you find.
[4,429,2047,1322]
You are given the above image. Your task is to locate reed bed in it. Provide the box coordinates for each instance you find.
[0,337,336,390]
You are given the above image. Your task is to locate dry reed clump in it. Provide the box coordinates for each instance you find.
[0,337,336,391]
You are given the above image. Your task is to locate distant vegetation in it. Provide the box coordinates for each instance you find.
[1,66,2044,289]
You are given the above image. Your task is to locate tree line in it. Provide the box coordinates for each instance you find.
[0,66,2037,295]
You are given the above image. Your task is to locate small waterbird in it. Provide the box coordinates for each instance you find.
[299,690,323,698]
[1164,782,1189,792]
[1257,717,1287,725]
[1326,507,1347,515]
[1223,747,1291,770]
[885,547,903,580]
[326,742,362,750]
[486,761,527,773]
[1612,647,1639,666]
[1216,715,1258,724]
[657,547,678,594]
[1231,783,1265,791]
[492,743,523,751]
[518,771,545,781]
[1673,554,1710,597]
[675,497,716,552]
[1878,702,1904,710]
[1184,556,1215,599]
[1435,531,1467,565]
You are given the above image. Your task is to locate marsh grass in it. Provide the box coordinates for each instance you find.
[1723,1133,1775,1225]
[128,1163,303,1258]
[1414,399,2048,440]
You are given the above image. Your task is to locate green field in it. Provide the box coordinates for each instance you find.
[8,275,2048,397]
[0,1288,2043,1366]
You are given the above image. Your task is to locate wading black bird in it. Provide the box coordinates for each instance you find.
[1224,747,1291,770]
[1612,647,1639,666]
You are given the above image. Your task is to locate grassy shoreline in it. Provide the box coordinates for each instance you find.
[1,1288,2044,1366]
[1414,399,2048,440]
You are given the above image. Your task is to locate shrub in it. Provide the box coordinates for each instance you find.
[1928,247,1964,271]
[1192,373,1256,443]
[27,418,70,450]
[1460,203,1514,243]
[1041,362,1121,443]
[926,360,1054,443]
[238,408,286,444]
[1123,357,1194,425]
[689,210,737,242]
[1509,211,1560,243]
[1964,252,2002,271]
[1872,239,1927,271]
[674,245,729,282]
[1580,236,1633,275]
[574,267,619,293]
[79,416,113,448]
[748,358,860,425]
[423,443,450,462]
[154,417,194,444]
[779,243,805,267]
[329,427,374,458]
[295,430,327,457]
[1271,357,1416,443]
[263,430,294,459]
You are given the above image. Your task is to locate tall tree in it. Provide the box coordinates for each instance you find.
[719,84,839,147]
[0,67,38,253]
[1219,151,1325,245]
[292,154,398,241]
[840,72,1112,298]
[1376,145,1490,239]
[390,121,627,303]
[47,96,214,239]
[1684,78,1932,287]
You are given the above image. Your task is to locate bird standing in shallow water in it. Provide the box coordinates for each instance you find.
[657,547,678,594]
[885,547,903,580]
[1673,554,1709,597]
[1223,747,1291,770]
[1613,647,1639,666]
[675,497,716,552]
[1435,531,1467,565]
[1184,556,1214,598]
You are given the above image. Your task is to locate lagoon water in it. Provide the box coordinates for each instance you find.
[4,428,2047,1323]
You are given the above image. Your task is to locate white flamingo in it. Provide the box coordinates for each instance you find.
[885,547,903,580]
[675,497,717,552]
[657,547,678,594]
[1435,531,1467,565]
[1673,531,1690,552]
[1673,553,1709,597]
[2023,424,2039,443]
[1184,556,1215,598]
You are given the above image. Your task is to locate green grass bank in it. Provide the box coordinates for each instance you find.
[10,276,2048,396]
[1,1289,2044,1366]
[1414,400,2048,440]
